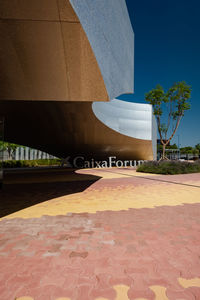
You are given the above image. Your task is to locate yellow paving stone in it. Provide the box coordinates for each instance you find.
[2,169,200,219]
[113,285,130,300]
[15,297,34,300]
[150,286,169,300]
[178,277,200,288]
[3,182,200,220]
[79,169,158,178]
[56,298,71,300]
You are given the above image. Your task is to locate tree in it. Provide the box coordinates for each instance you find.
[180,146,193,153]
[0,140,4,151]
[195,143,200,153]
[145,81,191,160]
[167,143,178,150]
[0,140,20,159]
[180,146,199,160]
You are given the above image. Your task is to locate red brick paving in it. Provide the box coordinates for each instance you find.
[0,168,200,299]
[0,204,200,299]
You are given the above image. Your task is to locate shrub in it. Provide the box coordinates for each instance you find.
[0,159,61,168]
[137,160,200,175]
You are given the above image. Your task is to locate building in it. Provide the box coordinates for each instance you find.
[0,0,156,164]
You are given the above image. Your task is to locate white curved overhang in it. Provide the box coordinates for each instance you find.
[92,99,153,140]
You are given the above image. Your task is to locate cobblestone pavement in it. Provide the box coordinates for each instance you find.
[0,168,200,300]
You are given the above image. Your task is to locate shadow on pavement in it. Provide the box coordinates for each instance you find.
[0,168,101,218]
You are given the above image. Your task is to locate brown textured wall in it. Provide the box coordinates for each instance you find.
[0,100,153,160]
[0,0,108,101]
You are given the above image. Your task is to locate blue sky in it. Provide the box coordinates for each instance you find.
[118,0,200,147]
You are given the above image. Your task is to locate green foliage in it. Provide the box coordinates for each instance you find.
[145,81,191,159]
[157,143,178,153]
[195,143,200,152]
[166,81,191,117]
[0,159,61,168]
[36,159,61,166]
[168,143,178,149]
[137,160,200,175]
[0,140,24,159]
[0,140,4,151]
[145,84,166,116]
[193,149,199,155]
[180,146,199,154]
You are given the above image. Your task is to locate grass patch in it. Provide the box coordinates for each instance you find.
[0,159,61,168]
[137,160,200,175]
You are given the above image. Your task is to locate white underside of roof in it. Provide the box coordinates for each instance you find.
[92,99,153,141]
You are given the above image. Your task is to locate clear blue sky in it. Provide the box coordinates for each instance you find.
[118,0,200,147]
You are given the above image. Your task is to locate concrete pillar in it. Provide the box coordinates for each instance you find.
[25,147,29,160]
[15,147,19,160]
[19,147,24,160]
[38,151,42,159]
[30,149,34,160]
[33,149,37,160]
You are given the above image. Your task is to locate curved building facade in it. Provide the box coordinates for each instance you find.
[0,0,156,162]
[0,0,133,101]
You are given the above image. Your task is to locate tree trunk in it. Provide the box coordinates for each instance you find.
[8,149,12,160]
[162,144,166,160]
[159,143,169,161]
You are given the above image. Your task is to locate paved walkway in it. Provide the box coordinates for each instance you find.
[0,168,200,299]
